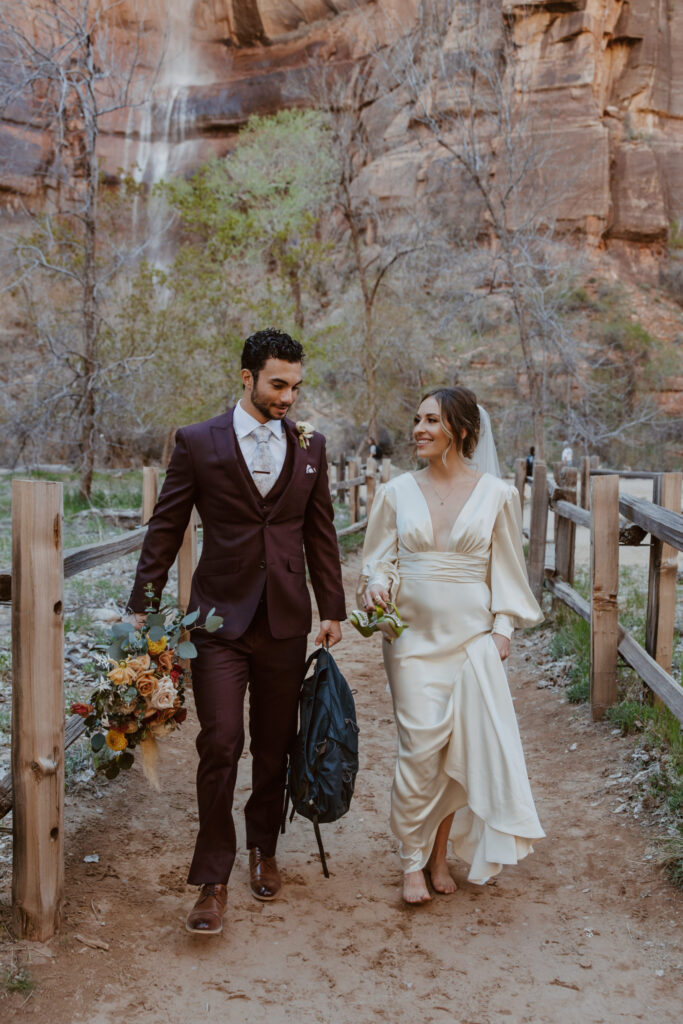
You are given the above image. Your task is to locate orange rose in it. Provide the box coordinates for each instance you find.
[136,673,158,698]
[156,649,174,672]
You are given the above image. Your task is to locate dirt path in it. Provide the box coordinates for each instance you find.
[1,554,681,1023]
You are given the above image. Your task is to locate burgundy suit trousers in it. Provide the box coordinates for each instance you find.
[187,601,307,885]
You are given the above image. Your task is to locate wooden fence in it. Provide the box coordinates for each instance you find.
[516,456,683,727]
[0,455,383,941]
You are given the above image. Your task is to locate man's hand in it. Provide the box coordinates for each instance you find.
[316,620,342,648]
[492,632,510,661]
[124,612,146,630]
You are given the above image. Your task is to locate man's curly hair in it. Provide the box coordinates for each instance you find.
[241,328,304,382]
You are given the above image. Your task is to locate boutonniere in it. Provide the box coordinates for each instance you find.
[296,421,314,450]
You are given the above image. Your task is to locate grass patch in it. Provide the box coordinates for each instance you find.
[549,608,590,703]
[660,833,683,889]
[2,966,35,995]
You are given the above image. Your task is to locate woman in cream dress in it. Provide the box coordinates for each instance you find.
[360,387,545,904]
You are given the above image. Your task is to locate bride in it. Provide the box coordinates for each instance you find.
[359,386,545,904]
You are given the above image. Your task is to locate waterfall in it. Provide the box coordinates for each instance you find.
[120,1,216,257]
[123,0,212,187]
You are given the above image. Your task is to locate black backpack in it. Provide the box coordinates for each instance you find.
[283,647,359,877]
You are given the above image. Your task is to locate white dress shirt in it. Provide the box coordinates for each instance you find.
[233,400,288,480]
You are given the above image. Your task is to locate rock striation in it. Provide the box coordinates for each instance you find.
[0,0,681,247]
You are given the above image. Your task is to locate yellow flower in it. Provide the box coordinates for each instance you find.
[108,664,135,687]
[105,730,127,752]
[128,653,151,675]
[147,636,167,655]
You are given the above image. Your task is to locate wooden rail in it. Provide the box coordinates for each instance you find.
[535,463,683,724]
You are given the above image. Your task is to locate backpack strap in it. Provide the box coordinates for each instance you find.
[312,815,330,879]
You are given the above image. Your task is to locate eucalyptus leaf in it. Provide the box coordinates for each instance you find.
[91,733,105,752]
[205,615,223,633]
[177,640,198,659]
[111,622,134,638]
[146,613,166,627]
[107,642,123,662]
[124,686,138,701]
[105,761,120,780]
[181,609,200,627]
[119,751,135,770]
[148,625,166,642]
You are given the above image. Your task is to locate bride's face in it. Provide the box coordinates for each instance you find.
[413,397,451,460]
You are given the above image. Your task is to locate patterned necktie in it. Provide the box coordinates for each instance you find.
[251,424,275,496]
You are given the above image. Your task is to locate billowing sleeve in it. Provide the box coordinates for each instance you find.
[356,483,400,600]
[490,485,544,638]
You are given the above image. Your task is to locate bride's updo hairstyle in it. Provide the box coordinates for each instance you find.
[422,387,480,463]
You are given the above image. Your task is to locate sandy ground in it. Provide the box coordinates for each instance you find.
[1,551,682,1024]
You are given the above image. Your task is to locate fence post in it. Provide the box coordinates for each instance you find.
[348,458,360,525]
[514,458,526,513]
[336,453,347,505]
[11,480,65,941]
[528,460,547,601]
[365,455,377,516]
[177,509,198,614]
[590,475,619,720]
[380,457,391,484]
[580,456,591,511]
[553,468,578,614]
[141,466,159,525]
[645,472,682,691]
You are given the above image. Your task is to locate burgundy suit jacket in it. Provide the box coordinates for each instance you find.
[128,409,346,639]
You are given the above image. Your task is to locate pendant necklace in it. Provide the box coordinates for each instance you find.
[426,474,455,506]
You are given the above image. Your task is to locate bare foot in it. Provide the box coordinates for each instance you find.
[402,869,431,904]
[426,859,458,894]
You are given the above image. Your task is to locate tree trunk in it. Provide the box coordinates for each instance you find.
[77,40,100,501]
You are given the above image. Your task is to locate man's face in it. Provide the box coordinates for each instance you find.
[241,358,303,422]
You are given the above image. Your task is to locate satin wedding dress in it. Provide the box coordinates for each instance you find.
[360,472,545,884]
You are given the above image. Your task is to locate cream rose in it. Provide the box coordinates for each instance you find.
[150,677,176,710]
[128,653,151,676]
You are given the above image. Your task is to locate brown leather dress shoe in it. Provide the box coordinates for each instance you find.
[249,847,281,901]
[185,883,227,935]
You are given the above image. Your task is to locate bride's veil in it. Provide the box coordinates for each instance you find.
[469,404,501,478]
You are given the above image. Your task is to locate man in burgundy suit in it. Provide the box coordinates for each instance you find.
[127,329,345,935]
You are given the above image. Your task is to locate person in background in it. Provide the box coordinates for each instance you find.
[525,446,535,480]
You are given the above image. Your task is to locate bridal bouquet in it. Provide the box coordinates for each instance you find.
[349,603,408,643]
[72,585,222,786]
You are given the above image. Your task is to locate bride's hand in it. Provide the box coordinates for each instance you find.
[363,585,390,612]
[492,633,510,661]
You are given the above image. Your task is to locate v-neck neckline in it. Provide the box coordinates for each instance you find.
[409,472,487,551]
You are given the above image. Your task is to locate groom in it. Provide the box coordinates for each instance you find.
[127,328,345,935]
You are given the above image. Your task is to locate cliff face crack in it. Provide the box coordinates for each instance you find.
[233,0,267,46]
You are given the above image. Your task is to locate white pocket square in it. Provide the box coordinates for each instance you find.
[306,465,317,474]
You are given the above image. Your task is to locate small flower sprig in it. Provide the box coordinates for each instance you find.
[296,421,314,449]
